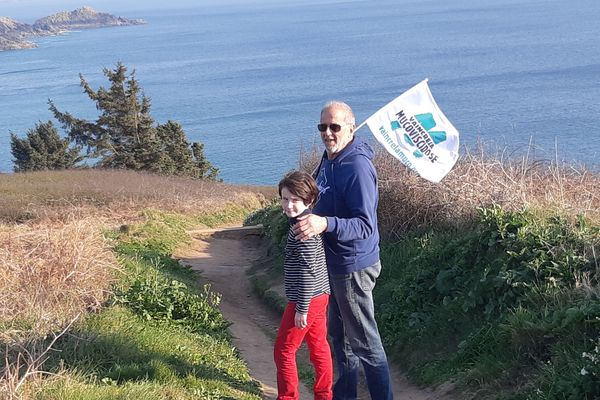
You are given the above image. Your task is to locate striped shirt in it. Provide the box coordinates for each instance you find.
[284,224,330,314]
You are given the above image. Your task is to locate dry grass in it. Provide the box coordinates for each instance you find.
[0,169,276,398]
[375,148,600,239]
[300,145,600,240]
[0,169,276,225]
[0,170,275,339]
[0,218,115,338]
[0,217,116,398]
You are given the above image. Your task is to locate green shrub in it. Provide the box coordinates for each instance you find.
[118,273,228,333]
[48,63,219,180]
[10,120,82,172]
[375,204,600,397]
[244,199,287,250]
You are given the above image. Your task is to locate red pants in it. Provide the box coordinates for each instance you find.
[274,293,333,400]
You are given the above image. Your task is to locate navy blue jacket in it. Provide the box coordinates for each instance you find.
[313,136,380,274]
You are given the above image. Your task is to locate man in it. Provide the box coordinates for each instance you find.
[293,101,393,400]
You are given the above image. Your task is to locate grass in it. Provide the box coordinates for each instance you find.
[374,147,600,240]
[0,169,275,225]
[301,144,600,240]
[24,205,264,399]
[4,143,599,399]
[0,218,115,343]
[30,306,261,400]
[258,146,600,399]
[373,206,600,399]
[0,169,277,399]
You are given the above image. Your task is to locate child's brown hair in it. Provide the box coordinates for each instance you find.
[278,171,319,208]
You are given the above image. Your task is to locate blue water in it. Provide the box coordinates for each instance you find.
[1,0,600,185]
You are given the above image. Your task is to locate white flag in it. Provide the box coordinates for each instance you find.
[364,79,459,183]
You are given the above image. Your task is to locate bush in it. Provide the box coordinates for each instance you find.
[375,205,600,397]
[118,274,228,333]
[244,199,288,250]
[48,62,219,179]
[10,120,82,172]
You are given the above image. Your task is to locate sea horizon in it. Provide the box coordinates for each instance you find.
[2,0,599,185]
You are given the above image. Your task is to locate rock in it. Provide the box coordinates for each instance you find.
[32,6,145,32]
[0,7,146,51]
[0,17,36,49]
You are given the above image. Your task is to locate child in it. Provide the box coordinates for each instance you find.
[274,170,332,400]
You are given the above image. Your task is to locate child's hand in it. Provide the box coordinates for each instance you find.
[295,312,308,329]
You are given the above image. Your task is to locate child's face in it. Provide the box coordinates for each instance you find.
[280,187,309,218]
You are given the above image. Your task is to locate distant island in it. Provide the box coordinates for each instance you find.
[0,6,145,51]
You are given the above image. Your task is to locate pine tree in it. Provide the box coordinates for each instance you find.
[154,121,219,179]
[49,62,219,180]
[10,120,82,172]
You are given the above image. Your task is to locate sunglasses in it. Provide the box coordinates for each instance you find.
[317,123,349,133]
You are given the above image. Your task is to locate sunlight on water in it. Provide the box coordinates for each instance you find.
[1,0,599,184]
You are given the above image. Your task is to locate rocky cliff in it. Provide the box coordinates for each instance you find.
[0,17,35,50]
[0,6,145,51]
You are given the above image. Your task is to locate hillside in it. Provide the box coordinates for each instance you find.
[0,6,145,51]
[0,169,277,398]
[0,17,35,50]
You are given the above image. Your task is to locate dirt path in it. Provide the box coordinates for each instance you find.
[174,225,453,400]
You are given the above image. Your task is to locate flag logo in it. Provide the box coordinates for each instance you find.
[363,79,460,183]
[391,112,447,159]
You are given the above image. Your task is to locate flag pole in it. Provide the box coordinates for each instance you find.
[354,120,367,133]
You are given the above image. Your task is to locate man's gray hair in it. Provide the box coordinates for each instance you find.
[322,101,356,126]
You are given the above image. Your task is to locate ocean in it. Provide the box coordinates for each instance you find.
[1,0,599,185]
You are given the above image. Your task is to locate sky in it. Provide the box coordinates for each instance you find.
[0,0,326,22]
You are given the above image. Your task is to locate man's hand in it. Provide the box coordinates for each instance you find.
[292,214,327,241]
[295,312,308,329]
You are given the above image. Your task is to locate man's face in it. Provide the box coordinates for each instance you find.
[319,106,354,159]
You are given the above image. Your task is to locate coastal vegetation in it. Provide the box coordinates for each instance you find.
[9,121,82,172]
[0,7,144,51]
[2,5,596,399]
[248,148,600,399]
[0,169,275,399]
[2,129,599,399]
[11,63,219,180]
